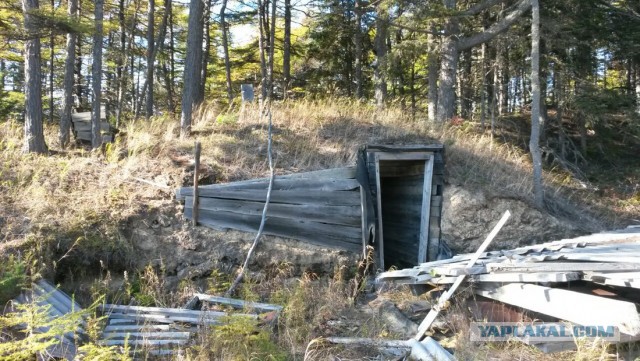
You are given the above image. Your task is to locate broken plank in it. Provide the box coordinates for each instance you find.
[582,272,640,289]
[431,265,486,276]
[476,282,640,336]
[193,293,283,313]
[414,210,511,340]
[185,197,361,227]
[179,188,361,206]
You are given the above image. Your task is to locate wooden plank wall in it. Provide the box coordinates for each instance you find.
[70,107,115,143]
[178,167,363,253]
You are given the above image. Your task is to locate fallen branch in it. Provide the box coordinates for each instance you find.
[414,210,511,340]
[225,105,275,297]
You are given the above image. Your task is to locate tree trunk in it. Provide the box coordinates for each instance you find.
[436,0,531,122]
[0,60,5,91]
[461,49,472,120]
[115,0,126,127]
[220,0,233,101]
[374,4,388,108]
[283,0,291,98]
[74,1,83,110]
[556,69,565,159]
[480,42,486,127]
[258,0,267,100]
[180,0,205,135]
[166,0,175,114]
[529,0,544,208]
[497,37,508,115]
[49,0,55,124]
[427,25,437,122]
[145,0,155,118]
[198,0,212,104]
[267,0,276,99]
[22,0,47,153]
[61,0,78,147]
[636,63,640,115]
[437,36,458,122]
[353,0,364,99]
[91,0,104,149]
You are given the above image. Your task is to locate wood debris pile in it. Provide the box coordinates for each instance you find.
[377,225,640,353]
[7,281,281,360]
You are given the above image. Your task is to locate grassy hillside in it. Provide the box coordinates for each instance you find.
[1,99,638,359]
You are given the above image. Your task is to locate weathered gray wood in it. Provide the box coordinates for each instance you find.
[105,313,222,325]
[375,154,385,269]
[102,339,189,346]
[184,208,362,252]
[103,324,194,332]
[193,178,360,193]
[325,337,412,348]
[99,304,243,319]
[194,167,356,190]
[582,272,640,289]
[487,262,640,273]
[408,338,455,361]
[180,188,360,206]
[432,265,486,276]
[375,151,434,161]
[419,157,434,262]
[102,331,191,340]
[71,108,106,122]
[185,197,361,227]
[183,295,200,310]
[192,142,201,226]
[476,282,640,335]
[194,293,283,313]
[72,121,111,132]
[360,185,368,257]
[414,210,511,340]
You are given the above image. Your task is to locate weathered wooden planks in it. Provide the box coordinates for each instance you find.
[180,188,360,206]
[193,293,283,313]
[184,208,362,252]
[184,197,361,227]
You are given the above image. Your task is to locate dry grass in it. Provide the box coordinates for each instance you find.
[1,98,638,360]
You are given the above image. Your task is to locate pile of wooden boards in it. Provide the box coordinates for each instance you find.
[7,282,282,360]
[377,226,640,352]
[70,107,116,143]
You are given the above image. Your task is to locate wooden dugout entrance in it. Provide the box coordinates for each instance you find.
[178,144,445,270]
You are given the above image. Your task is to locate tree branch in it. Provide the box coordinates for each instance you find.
[460,0,507,16]
[225,103,275,297]
[457,0,531,51]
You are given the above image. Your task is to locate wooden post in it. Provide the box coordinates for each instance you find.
[192,142,201,226]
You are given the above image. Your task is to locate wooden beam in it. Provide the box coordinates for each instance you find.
[418,157,434,263]
[414,210,511,340]
[192,142,201,226]
[374,154,385,269]
[194,293,282,313]
[487,262,640,273]
[476,283,640,336]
